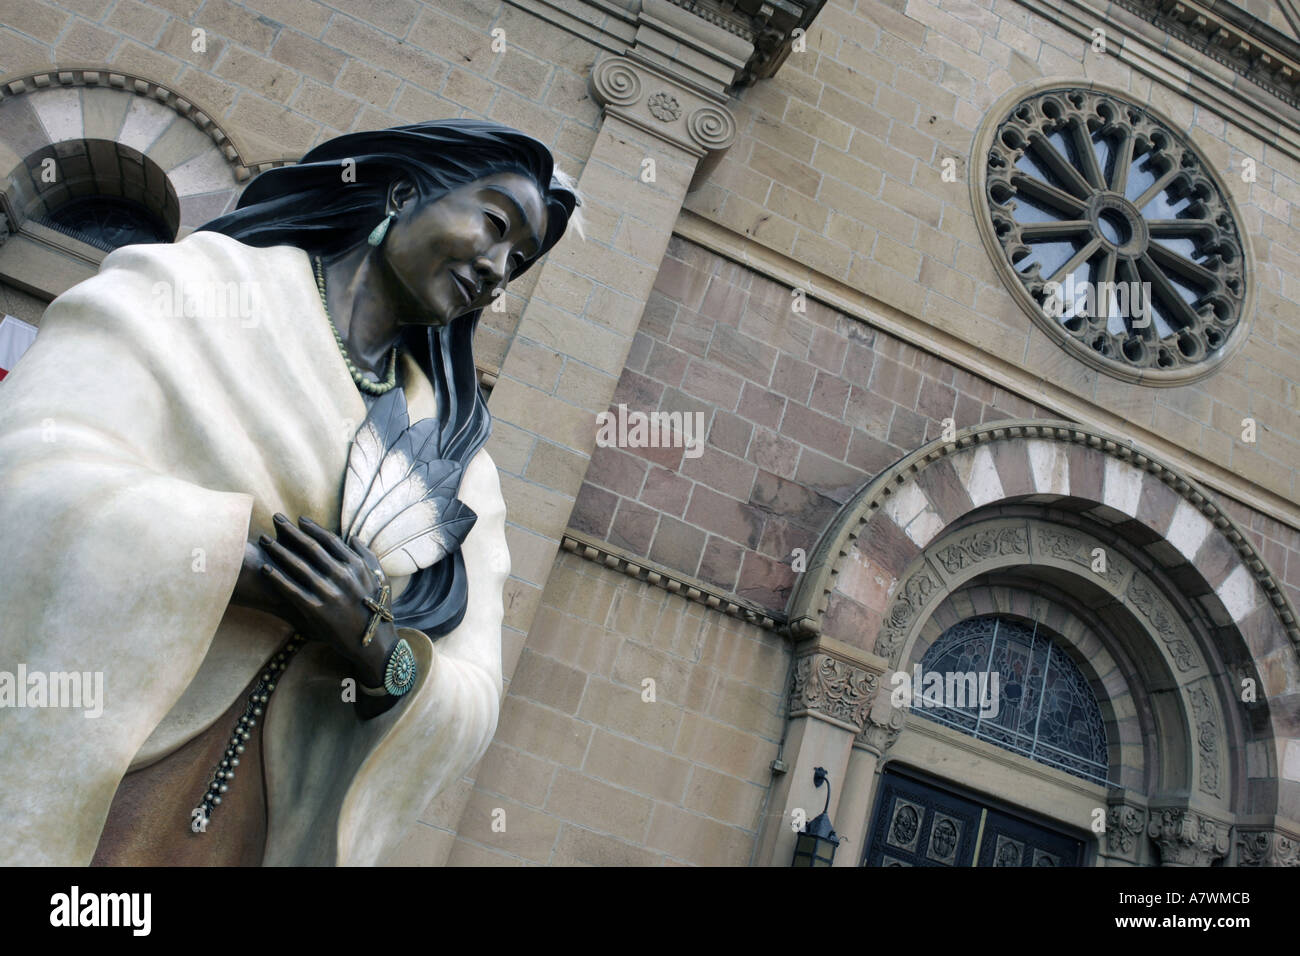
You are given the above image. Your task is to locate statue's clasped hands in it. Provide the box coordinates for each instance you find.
[234,514,400,708]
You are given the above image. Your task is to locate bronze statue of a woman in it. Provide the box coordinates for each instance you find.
[0,120,580,865]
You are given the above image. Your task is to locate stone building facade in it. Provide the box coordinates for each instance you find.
[1,0,1297,865]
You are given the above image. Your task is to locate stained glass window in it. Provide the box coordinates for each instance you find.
[911,615,1110,785]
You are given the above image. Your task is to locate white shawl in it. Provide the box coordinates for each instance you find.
[0,230,507,866]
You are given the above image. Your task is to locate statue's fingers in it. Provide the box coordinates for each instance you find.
[260,559,320,613]
[262,535,342,602]
[299,515,363,570]
[273,513,342,579]
[350,539,385,584]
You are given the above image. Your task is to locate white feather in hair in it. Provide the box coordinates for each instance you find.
[552,166,585,242]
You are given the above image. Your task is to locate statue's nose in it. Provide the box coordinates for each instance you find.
[473,250,508,289]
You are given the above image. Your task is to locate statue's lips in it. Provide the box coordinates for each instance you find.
[450,269,477,305]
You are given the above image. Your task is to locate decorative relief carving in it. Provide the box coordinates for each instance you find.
[1236,829,1300,867]
[588,55,737,159]
[855,706,905,755]
[875,567,942,663]
[1034,526,1124,590]
[1106,802,1147,859]
[789,652,877,729]
[1111,0,1300,111]
[647,91,681,122]
[1126,575,1199,673]
[686,105,736,151]
[1147,807,1231,866]
[790,420,1300,660]
[1186,680,1221,798]
[935,525,1027,575]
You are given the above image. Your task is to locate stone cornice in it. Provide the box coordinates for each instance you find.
[1111,0,1300,109]
[1021,0,1300,161]
[509,0,822,90]
[560,531,782,630]
[589,53,738,159]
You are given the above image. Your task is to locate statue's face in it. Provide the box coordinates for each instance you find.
[382,171,548,326]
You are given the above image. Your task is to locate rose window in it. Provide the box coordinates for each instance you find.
[980,87,1247,382]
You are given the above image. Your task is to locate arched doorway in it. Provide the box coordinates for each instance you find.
[756,419,1298,867]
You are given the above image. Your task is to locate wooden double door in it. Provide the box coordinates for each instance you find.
[862,766,1087,867]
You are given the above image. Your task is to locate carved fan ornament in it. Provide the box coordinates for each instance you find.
[980,87,1247,383]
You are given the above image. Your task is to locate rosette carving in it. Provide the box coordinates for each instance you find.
[647,91,681,122]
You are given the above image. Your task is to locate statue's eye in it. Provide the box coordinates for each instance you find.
[484,209,508,237]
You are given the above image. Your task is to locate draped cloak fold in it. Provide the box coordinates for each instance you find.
[0,230,508,866]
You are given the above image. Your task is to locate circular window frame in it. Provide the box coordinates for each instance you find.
[969,79,1256,387]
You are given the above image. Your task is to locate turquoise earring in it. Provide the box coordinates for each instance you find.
[367,211,396,247]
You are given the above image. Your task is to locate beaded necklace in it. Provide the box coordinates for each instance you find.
[313,255,398,396]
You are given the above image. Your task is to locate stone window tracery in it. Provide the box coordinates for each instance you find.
[980,87,1247,383]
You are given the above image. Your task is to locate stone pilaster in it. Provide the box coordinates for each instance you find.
[435,18,744,865]
[828,689,907,867]
[754,635,888,866]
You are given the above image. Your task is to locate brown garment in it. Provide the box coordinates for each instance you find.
[91,673,268,867]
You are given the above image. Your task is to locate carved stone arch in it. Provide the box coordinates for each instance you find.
[877,515,1234,813]
[0,67,289,298]
[774,419,1300,864]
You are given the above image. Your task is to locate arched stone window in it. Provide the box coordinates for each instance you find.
[31,139,178,251]
[911,613,1110,785]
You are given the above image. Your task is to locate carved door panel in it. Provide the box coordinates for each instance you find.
[977,807,1083,866]
[863,767,1087,867]
[863,769,983,867]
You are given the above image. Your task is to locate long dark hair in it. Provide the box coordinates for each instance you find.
[198,120,579,637]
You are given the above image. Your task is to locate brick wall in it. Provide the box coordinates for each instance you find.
[570,234,1053,614]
